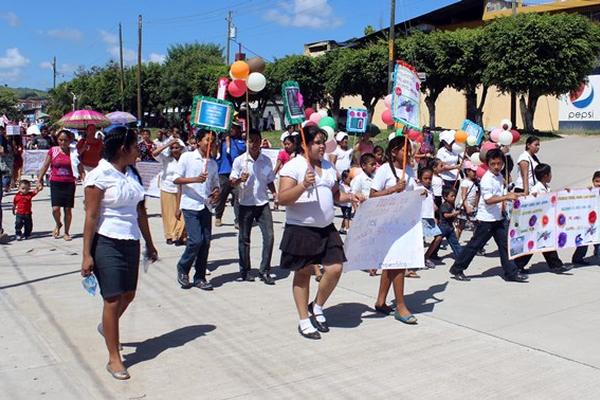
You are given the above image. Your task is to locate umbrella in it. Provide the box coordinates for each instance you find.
[106,111,137,125]
[26,125,41,136]
[57,109,111,129]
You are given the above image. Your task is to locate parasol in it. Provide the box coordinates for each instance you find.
[57,109,111,128]
[106,111,137,125]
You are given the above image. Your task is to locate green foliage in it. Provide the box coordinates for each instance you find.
[0,87,19,119]
[364,25,376,36]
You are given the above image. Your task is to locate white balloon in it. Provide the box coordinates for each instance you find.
[318,109,329,118]
[388,132,396,142]
[471,153,481,166]
[321,125,335,142]
[247,72,266,92]
[452,142,465,155]
[466,135,478,146]
[301,121,308,128]
[500,118,512,131]
[498,130,513,146]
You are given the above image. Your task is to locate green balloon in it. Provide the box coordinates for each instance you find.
[318,116,336,129]
[396,128,404,137]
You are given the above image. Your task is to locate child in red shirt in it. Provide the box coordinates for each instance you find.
[12,179,40,240]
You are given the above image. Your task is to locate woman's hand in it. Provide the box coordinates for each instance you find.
[146,243,158,262]
[81,255,94,277]
[303,170,315,188]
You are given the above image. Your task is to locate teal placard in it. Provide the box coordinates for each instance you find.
[282,81,305,125]
[191,96,234,132]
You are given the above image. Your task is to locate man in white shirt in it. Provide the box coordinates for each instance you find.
[173,130,220,290]
[449,149,528,283]
[230,130,277,284]
[436,130,461,189]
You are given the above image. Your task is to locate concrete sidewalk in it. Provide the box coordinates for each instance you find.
[1,135,600,399]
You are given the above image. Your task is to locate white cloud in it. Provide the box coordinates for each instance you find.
[40,61,76,75]
[265,0,342,29]
[148,53,165,64]
[44,28,84,42]
[100,30,118,45]
[0,48,29,69]
[0,12,19,27]
[0,68,21,82]
[100,30,136,65]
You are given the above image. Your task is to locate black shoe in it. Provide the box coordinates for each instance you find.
[572,259,591,266]
[173,239,185,246]
[429,254,441,261]
[505,273,529,282]
[450,267,471,281]
[235,273,255,282]
[297,325,321,340]
[177,273,192,289]
[308,302,329,333]
[193,279,213,290]
[551,265,572,274]
[519,267,530,275]
[258,272,275,285]
[166,239,173,245]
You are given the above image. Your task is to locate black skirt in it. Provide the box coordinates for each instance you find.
[50,181,76,208]
[92,234,140,299]
[279,223,346,270]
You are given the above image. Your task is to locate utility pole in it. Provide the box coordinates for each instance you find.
[510,0,517,128]
[52,56,56,89]
[225,11,233,65]
[387,0,396,93]
[119,22,125,111]
[137,15,142,125]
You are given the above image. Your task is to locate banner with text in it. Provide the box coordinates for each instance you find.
[136,161,163,198]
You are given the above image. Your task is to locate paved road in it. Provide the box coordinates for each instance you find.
[1,135,600,399]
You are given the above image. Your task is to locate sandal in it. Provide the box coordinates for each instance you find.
[394,311,418,325]
[52,224,62,239]
[106,363,130,380]
[297,325,321,340]
[405,270,420,279]
[63,234,72,242]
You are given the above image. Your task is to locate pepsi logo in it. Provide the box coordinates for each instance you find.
[569,82,594,109]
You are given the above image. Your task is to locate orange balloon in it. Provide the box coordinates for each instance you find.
[455,130,468,144]
[230,61,250,80]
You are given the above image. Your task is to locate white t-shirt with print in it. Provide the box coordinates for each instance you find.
[230,151,276,206]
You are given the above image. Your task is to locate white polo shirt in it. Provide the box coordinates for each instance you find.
[174,150,220,211]
[230,151,276,206]
[437,147,459,181]
[155,152,180,194]
[84,159,145,240]
[477,170,506,222]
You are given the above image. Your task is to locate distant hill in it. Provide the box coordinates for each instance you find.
[6,87,49,100]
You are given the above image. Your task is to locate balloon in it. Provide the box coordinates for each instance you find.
[309,112,322,124]
[247,57,266,73]
[455,130,468,144]
[498,130,513,146]
[452,142,465,155]
[476,164,488,179]
[511,129,521,144]
[318,109,329,118]
[228,79,247,97]
[304,107,315,119]
[318,116,336,129]
[304,120,317,128]
[471,153,481,166]
[381,109,394,125]
[246,72,266,92]
[301,121,308,128]
[500,118,512,131]
[490,128,502,143]
[230,61,250,80]
[321,125,335,142]
[407,129,420,141]
[466,135,478,146]
[479,148,488,163]
[415,135,424,143]
[481,140,498,152]
[325,139,337,153]
[384,94,392,108]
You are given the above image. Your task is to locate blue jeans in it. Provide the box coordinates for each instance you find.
[177,208,212,282]
[238,204,274,274]
[439,222,462,257]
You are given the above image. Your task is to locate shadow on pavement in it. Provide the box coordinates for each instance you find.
[212,232,237,240]
[326,302,373,328]
[122,324,216,368]
[0,269,80,289]
[405,282,448,314]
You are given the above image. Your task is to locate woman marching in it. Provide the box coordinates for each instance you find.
[514,136,541,195]
[81,126,158,380]
[370,135,418,325]
[278,125,360,340]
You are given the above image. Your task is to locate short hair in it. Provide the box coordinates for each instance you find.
[485,148,505,163]
[341,169,350,181]
[431,158,443,169]
[19,179,31,186]
[418,166,433,180]
[248,129,262,140]
[360,152,376,165]
[593,171,600,181]
[534,163,551,181]
[196,129,215,141]
[442,187,457,198]
[373,145,384,154]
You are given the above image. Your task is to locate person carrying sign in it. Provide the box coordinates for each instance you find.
[215,122,246,228]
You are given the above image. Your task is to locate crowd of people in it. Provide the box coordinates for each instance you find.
[1,117,599,380]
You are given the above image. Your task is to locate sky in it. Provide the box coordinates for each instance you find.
[0,0,456,90]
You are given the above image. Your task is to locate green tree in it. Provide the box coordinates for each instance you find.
[364,25,376,36]
[482,13,600,131]
[0,87,19,120]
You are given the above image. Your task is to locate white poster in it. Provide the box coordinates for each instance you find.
[261,148,279,169]
[136,161,162,198]
[559,75,600,123]
[555,189,600,249]
[344,191,424,271]
[22,150,48,176]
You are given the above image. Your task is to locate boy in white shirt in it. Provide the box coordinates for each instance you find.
[350,153,376,198]
[449,149,528,282]
[230,130,277,284]
[173,130,220,290]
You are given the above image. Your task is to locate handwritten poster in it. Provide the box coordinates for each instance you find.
[391,61,421,130]
[22,150,48,176]
[344,191,425,271]
[136,161,163,198]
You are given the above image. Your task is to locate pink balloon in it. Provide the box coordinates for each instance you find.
[325,139,337,153]
[476,164,489,179]
[384,94,392,109]
[511,129,521,144]
[481,140,498,152]
[309,113,322,124]
[490,128,503,143]
[304,107,315,119]
[304,120,317,128]
[228,80,247,97]
[381,109,394,126]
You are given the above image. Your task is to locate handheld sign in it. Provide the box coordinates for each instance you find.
[460,119,484,145]
[346,108,368,133]
[282,81,305,125]
[391,61,421,130]
[6,125,20,136]
[190,96,233,133]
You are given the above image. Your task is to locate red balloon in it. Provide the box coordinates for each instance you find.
[381,109,394,126]
[228,79,247,97]
[476,164,488,179]
[407,129,420,141]
[415,135,424,143]
[511,129,521,144]
[305,107,315,119]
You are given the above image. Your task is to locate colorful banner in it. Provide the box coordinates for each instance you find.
[344,191,425,271]
[136,161,163,198]
[346,108,368,133]
[391,61,421,129]
[460,119,484,145]
[281,81,305,125]
[191,96,233,133]
[508,189,600,259]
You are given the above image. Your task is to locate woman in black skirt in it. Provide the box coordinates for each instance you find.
[278,125,360,340]
[81,126,158,379]
[37,129,77,240]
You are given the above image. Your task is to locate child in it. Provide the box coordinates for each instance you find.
[571,170,600,265]
[449,148,527,282]
[329,132,353,177]
[338,170,353,234]
[12,179,40,240]
[416,167,442,269]
[373,146,385,169]
[513,164,571,274]
[431,159,444,214]
[436,187,463,258]
[456,161,480,240]
[351,153,378,275]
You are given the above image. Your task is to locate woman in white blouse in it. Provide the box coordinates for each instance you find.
[514,136,540,195]
[153,138,186,245]
[81,126,158,380]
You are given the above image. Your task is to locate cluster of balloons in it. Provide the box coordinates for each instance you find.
[303,108,337,151]
[227,57,267,97]
[381,94,394,126]
[489,118,521,146]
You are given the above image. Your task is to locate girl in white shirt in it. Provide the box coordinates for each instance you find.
[81,126,158,380]
[514,136,540,195]
[369,135,418,325]
[278,125,359,340]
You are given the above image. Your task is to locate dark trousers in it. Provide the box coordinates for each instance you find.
[515,251,563,270]
[15,214,33,237]
[177,208,212,282]
[452,219,519,278]
[238,204,274,274]
[572,244,600,262]
[439,222,462,256]
[214,174,239,222]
